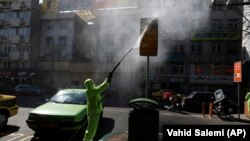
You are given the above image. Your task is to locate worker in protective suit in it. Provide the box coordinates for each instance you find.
[246,92,250,117]
[83,73,112,141]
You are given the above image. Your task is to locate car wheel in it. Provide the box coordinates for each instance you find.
[0,112,8,129]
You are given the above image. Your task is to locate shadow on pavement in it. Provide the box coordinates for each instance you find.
[94,117,115,141]
[29,117,115,141]
[222,116,250,123]
[0,125,20,138]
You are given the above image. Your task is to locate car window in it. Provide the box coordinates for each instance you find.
[50,91,87,105]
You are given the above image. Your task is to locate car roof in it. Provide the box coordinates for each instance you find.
[190,91,213,94]
[58,89,86,94]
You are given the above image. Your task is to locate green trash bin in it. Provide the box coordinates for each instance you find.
[128,98,159,141]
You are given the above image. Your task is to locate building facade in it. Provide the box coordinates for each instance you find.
[0,0,41,87]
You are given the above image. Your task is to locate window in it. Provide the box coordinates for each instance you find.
[4,46,8,53]
[19,27,30,36]
[193,1,202,12]
[226,43,238,55]
[105,34,114,47]
[155,66,163,74]
[46,36,54,46]
[211,64,222,75]
[171,62,184,75]
[19,11,30,19]
[227,19,238,31]
[20,61,28,68]
[59,36,67,46]
[194,63,204,75]
[60,22,68,29]
[212,18,223,32]
[47,0,52,9]
[227,0,239,10]
[191,42,202,53]
[47,23,54,30]
[4,62,10,69]
[212,42,222,54]
[212,0,223,11]
[4,12,16,19]
[105,52,114,63]
[225,66,233,76]
[173,44,184,53]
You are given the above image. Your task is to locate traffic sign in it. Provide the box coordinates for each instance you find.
[234,61,242,83]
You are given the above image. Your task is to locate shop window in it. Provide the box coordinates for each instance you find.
[225,66,233,76]
[211,64,222,75]
[191,42,202,53]
[171,62,184,75]
[212,42,222,54]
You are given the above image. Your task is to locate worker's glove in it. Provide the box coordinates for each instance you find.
[107,72,112,83]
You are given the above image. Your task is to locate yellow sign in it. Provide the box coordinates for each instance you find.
[234,61,242,83]
[140,18,158,56]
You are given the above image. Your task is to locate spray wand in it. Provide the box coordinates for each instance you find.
[109,48,133,76]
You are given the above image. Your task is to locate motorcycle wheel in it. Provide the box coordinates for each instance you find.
[215,106,227,120]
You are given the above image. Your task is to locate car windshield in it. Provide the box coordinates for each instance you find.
[50,91,87,105]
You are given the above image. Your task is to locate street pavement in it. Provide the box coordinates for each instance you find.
[2,95,250,141]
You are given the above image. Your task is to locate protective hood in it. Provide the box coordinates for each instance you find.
[84,78,95,89]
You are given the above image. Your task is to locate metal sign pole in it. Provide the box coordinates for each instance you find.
[238,83,240,119]
[146,56,150,98]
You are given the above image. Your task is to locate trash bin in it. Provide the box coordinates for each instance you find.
[128,98,159,141]
[245,92,250,117]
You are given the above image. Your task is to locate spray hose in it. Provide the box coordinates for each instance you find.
[69,48,134,141]
[110,48,133,75]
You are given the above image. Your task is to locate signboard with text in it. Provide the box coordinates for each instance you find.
[234,61,242,83]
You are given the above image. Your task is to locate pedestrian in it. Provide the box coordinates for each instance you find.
[83,73,112,141]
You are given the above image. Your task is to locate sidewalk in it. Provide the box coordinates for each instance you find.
[199,113,250,123]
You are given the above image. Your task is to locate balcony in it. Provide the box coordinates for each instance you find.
[20,18,25,25]
[9,51,29,60]
[11,2,21,10]
[0,19,10,26]
[209,54,238,63]
[20,1,28,9]
[1,3,11,10]
[9,35,19,43]
[0,53,8,58]
[19,35,25,42]
[0,36,10,43]
[189,54,209,62]
[165,52,186,62]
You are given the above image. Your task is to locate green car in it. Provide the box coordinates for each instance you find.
[26,89,88,132]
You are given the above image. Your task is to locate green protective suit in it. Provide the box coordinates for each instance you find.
[246,92,250,113]
[83,78,109,141]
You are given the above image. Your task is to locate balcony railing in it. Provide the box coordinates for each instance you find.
[0,53,8,58]
[20,2,27,9]
[0,36,10,43]
[0,19,10,26]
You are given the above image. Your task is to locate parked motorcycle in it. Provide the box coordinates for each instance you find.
[213,89,238,120]
[164,94,183,112]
